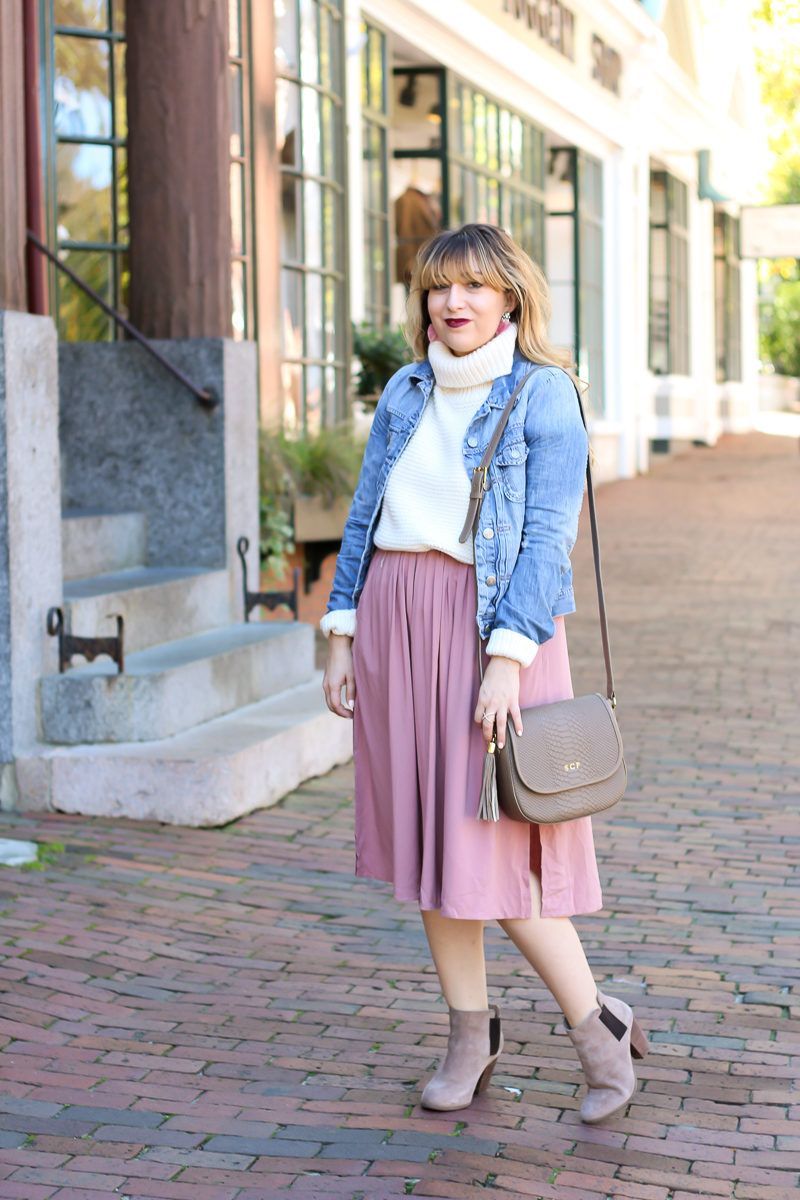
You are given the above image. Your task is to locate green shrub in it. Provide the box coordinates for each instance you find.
[353,323,413,404]
[258,426,365,572]
[761,276,800,377]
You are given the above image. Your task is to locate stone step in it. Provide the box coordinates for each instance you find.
[62,509,147,582]
[40,622,314,744]
[19,674,353,827]
[62,565,234,654]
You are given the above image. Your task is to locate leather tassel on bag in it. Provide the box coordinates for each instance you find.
[477,740,500,822]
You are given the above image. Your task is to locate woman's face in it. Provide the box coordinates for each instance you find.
[427,276,514,357]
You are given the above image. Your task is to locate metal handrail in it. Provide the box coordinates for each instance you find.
[26,230,219,409]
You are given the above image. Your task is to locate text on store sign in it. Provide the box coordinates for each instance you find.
[502,0,576,62]
[591,34,622,95]
[500,0,624,95]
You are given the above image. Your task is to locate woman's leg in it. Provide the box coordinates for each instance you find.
[421,909,488,1010]
[418,909,502,1111]
[500,873,650,1123]
[497,872,598,1028]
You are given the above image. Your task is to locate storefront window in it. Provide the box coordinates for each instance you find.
[276,0,348,432]
[546,148,604,412]
[230,0,255,341]
[392,68,445,300]
[578,153,604,411]
[546,147,604,411]
[361,22,390,328]
[649,169,690,375]
[389,67,545,315]
[42,0,254,345]
[41,0,128,340]
[714,212,741,382]
[388,68,545,323]
[545,146,576,370]
[448,79,545,264]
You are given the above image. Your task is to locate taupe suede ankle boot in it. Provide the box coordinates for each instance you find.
[565,991,649,1123]
[420,1006,503,1111]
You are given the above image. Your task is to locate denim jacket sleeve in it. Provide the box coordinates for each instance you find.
[492,367,588,648]
[324,406,387,615]
[324,366,416,615]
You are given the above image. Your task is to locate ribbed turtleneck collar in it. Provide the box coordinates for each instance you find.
[428,323,517,390]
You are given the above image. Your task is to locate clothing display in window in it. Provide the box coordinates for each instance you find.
[394,186,441,284]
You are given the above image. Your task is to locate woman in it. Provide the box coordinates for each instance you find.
[322,224,647,1123]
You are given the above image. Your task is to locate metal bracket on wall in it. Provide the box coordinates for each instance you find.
[237,537,300,622]
[46,608,125,674]
[303,538,342,593]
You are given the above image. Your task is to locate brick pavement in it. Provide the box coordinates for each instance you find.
[0,430,798,1200]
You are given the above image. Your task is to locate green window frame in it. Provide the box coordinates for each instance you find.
[714,212,741,383]
[39,0,128,341]
[361,21,390,329]
[275,0,349,432]
[649,168,690,376]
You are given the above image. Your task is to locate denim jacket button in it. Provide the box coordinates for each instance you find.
[467,436,478,448]
[485,574,496,586]
[482,528,494,539]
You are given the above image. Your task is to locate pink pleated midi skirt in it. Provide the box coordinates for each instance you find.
[351,549,603,920]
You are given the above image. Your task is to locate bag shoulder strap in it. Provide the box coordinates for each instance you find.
[462,365,616,706]
[458,367,540,546]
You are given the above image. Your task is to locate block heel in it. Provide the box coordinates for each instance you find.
[474,1056,499,1096]
[629,1015,649,1060]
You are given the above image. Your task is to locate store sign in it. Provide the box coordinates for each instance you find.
[499,0,623,95]
[590,33,622,96]
[740,204,800,258]
[502,0,576,62]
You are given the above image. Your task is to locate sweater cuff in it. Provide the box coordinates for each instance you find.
[320,609,357,638]
[486,628,539,668]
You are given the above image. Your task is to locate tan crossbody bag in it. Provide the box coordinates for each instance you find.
[458,367,626,824]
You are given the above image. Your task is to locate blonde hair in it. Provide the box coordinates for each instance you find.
[405,223,573,373]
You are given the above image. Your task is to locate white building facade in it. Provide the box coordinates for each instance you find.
[336,0,765,479]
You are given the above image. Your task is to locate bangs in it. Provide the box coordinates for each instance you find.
[416,228,511,293]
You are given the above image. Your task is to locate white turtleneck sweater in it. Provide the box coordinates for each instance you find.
[321,324,538,667]
[374,325,516,563]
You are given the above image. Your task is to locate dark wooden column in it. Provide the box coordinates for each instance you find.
[0,4,27,311]
[127,0,232,338]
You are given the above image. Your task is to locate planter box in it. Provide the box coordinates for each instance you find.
[293,495,351,542]
[758,373,800,413]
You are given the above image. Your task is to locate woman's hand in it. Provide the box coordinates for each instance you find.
[474,655,522,748]
[322,634,356,719]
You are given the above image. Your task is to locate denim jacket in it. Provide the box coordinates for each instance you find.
[326,350,589,651]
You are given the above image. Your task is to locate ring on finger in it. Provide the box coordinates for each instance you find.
[481,711,496,721]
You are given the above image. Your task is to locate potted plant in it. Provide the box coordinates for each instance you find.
[352,323,413,407]
[259,425,365,572]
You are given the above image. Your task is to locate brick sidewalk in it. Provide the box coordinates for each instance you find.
[0,431,798,1200]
